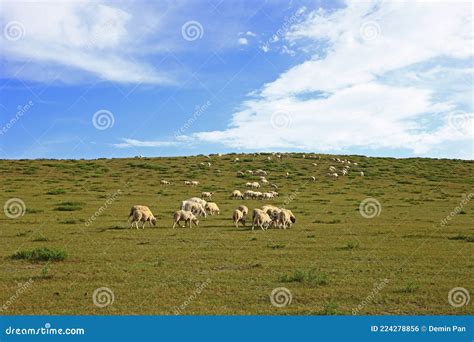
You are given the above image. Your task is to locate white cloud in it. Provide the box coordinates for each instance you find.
[113,138,180,148]
[246,31,257,37]
[192,0,474,158]
[238,37,249,45]
[0,0,169,84]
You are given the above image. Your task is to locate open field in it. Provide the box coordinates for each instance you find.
[0,153,473,315]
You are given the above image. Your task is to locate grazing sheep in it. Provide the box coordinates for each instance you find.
[128,205,157,229]
[244,190,255,199]
[172,210,199,228]
[270,191,279,197]
[312,163,318,166]
[360,171,364,177]
[329,166,337,172]
[271,183,279,189]
[232,190,244,199]
[181,201,207,217]
[191,180,200,186]
[184,181,192,185]
[160,180,170,185]
[205,202,220,215]
[186,197,207,207]
[341,169,348,176]
[246,170,254,174]
[250,182,260,189]
[232,209,246,228]
[261,204,281,219]
[279,208,296,228]
[285,172,290,178]
[310,176,316,182]
[251,208,272,231]
[254,169,267,176]
[237,171,245,176]
[237,205,248,216]
[327,173,338,178]
[201,191,213,199]
[263,192,274,200]
[234,158,240,162]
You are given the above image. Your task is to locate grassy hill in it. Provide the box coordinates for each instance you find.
[0,153,473,315]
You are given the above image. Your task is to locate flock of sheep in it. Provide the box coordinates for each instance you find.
[127,153,364,231]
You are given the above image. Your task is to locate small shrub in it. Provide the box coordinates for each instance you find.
[402,282,419,293]
[55,201,84,211]
[32,235,48,242]
[47,188,66,195]
[267,243,286,249]
[343,241,360,250]
[11,247,67,262]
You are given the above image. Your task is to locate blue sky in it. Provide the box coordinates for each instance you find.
[0,0,472,159]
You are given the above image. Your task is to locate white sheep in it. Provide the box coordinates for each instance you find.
[181,200,207,217]
[252,208,272,231]
[205,202,220,215]
[360,171,364,177]
[172,210,199,228]
[237,205,248,216]
[232,209,246,228]
[232,190,244,199]
[201,191,213,199]
[128,205,157,229]
[160,180,170,185]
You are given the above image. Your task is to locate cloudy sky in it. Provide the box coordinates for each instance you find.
[0,0,472,159]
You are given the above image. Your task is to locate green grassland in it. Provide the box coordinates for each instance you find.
[0,153,473,315]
